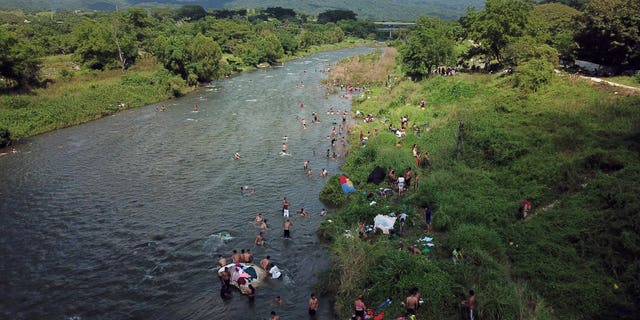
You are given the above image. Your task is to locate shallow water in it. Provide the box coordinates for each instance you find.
[0,47,377,320]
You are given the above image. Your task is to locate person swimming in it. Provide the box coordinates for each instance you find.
[233,153,241,159]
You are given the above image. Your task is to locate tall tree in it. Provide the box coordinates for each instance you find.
[185,33,223,83]
[317,10,357,24]
[463,0,539,63]
[0,27,41,91]
[574,0,640,67]
[73,17,137,70]
[398,17,455,79]
[264,7,297,20]
[534,3,580,60]
[175,5,207,21]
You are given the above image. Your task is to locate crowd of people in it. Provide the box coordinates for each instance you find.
[213,67,366,319]
[213,65,480,320]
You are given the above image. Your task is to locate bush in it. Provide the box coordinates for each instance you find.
[468,126,529,166]
[448,224,506,262]
[319,174,349,207]
[0,127,11,148]
[514,58,554,93]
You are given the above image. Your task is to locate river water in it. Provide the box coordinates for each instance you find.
[0,47,376,320]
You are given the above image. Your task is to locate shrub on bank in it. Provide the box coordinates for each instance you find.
[319,174,349,207]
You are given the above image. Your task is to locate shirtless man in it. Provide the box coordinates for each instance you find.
[220,267,231,290]
[283,219,293,238]
[270,311,280,320]
[260,219,268,232]
[231,250,241,264]
[255,212,264,223]
[298,208,308,217]
[405,287,421,317]
[218,255,227,268]
[461,290,476,320]
[243,249,252,263]
[240,249,247,263]
[308,293,319,317]
[260,255,271,270]
[303,160,309,170]
[282,142,287,153]
[255,232,265,246]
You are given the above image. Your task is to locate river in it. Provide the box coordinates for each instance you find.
[0,47,377,320]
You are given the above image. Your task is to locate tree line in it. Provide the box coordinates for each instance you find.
[0,6,377,91]
[395,0,639,87]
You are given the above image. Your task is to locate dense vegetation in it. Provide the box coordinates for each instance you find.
[316,0,640,319]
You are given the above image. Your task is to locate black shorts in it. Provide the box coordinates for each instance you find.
[309,309,316,316]
[355,310,365,318]
[406,308,416,315]
[284,230,290,238]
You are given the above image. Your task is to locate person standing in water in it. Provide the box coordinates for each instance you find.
[308,293,319,318]
[282,197,290,218]
[283,219,293,238]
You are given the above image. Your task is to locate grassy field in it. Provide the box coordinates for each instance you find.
[604,75,640,88]
[318,50,640,319]
[0,55,191,140]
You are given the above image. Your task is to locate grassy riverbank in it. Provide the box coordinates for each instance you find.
[0,38,375,142]
[318,50,640,319]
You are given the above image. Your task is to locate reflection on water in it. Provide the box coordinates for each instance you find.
[0,47,377,320]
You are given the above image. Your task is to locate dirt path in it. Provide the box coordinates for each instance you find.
[556,69,640,95]
[581,75,640,94]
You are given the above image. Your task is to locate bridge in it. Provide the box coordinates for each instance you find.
[374,22,416,39]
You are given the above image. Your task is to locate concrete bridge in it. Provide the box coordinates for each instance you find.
[374,21,416,38]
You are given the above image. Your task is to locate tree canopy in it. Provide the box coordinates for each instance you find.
[463,0,542,63]
[574,0,640,68]
[264,7,297,20]
[398,17,455,79]
[318,10,357,24]
[0,27,41,91]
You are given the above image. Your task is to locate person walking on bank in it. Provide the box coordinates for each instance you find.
[424,206,432,233]
[308,293,319,318]
[461,289,476,320]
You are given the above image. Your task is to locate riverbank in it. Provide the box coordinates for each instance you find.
[319,50,640,319]
[0,39,377,142]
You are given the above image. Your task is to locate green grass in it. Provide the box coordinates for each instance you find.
[319,64,640,319]
[0,58,191,140]
[605,75,640,88]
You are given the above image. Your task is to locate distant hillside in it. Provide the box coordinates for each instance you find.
[0,0,483,21]
[223,0,484,21]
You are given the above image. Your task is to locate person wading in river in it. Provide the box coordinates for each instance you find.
[283,219,293,238]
